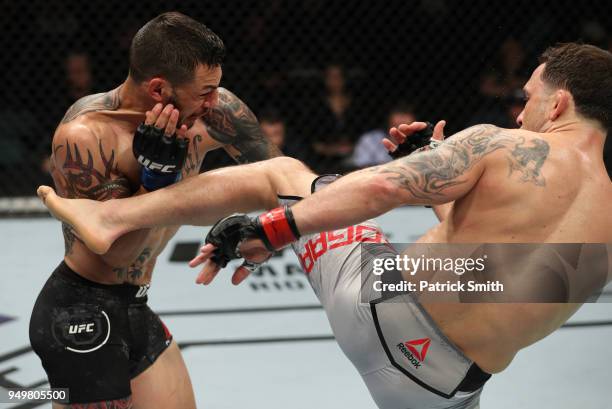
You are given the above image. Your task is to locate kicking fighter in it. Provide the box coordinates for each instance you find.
[38,43,612,408]
[200,42,612,378]
[39,122,495,409]
[30,11,280,409]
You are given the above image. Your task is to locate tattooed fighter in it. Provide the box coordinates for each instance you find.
[38,43,612,408]
[29,12,280,409]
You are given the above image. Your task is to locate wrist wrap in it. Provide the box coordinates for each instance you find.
[141,167,181,191]
[256,206,301,250]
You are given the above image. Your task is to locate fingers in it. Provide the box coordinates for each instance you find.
[145,103,163,125]
[191,242,266,286]
[188,244,216,267]
[163,108,180,137]
[396,121,428,135]
[176,124,188,139]
[195,261,221,285]
[188,253,208,268]
[382,138,398,153]
[386,121,435,153]
[388,121,427,145]
[231,264,253,286]
[191,243,225,285]
[144,103,181,137]
[154,105,180,137]
[432,120,447,141]
[154,104,173,129]
[388,127,406,147]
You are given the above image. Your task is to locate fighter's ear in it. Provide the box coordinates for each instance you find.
[146,77,170,103]
[550,89,570,121]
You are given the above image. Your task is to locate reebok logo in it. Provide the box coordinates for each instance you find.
[405,338,431,361]
[396,337,431,369]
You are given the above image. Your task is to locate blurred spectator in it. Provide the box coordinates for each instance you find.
[259,108,286,150]
[352,104,417,168]
[0,110,48,195]
[504,89,525,127]
[259,107,317,163]
[2,1,610,198]
[47,50,97,128]
[480,37,528,100]
[469,88,525,128]
[64,51,94,102]
[471,37,529,129]
[247,69,290,115]
[307,63,366,173]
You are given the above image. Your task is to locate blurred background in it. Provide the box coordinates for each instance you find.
[1,3,611,407]
[1,0,611,208]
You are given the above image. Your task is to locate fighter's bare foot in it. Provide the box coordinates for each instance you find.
[37,186,115,254]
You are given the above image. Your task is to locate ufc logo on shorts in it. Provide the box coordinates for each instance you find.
[68,323,95,334]
[137,156,176,173]
[135,284,150,298]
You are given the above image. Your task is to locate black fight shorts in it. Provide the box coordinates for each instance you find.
[29,261,173,403]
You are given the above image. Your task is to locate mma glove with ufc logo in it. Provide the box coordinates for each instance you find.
[132,123,189,191]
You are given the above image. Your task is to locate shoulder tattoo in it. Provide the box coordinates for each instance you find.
[61,88,121,123]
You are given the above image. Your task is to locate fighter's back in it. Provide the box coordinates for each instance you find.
[432,128,611,243]
[420,127,611,373]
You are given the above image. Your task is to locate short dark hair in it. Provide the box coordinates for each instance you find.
[539,43,612,130]
[129,12,225,85]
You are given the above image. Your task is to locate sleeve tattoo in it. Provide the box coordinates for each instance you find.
[202,88,282,163]
[373,124,550,201]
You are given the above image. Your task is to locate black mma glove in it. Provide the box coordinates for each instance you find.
[132,123,189,191]
[388,121,435,159]
[205,207,301,268]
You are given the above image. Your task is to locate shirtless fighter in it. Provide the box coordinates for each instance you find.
[37,43,612,408]
[202,41,612,378]
[29,12,280,409]
[39,122,497,409]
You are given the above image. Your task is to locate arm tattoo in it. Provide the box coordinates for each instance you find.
[374,125,550,201]
[202,88,282,163]
[183,134,203,175]
[61,88,121,123]
[56,140,131,200]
